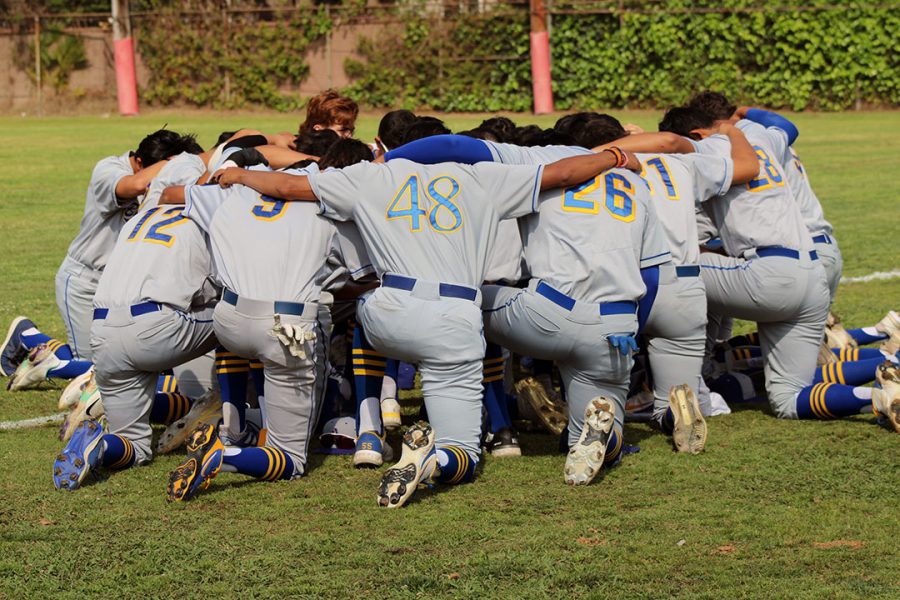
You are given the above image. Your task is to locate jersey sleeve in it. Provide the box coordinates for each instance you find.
[143,153,206,210]
[683,153,734,201]
[764,126,791,164]
[691,134,731,158]
[307,162,375,222]
[333,222,375,280]
[92,156,135,217]
[638,195,673,268]
[475,162,544,219]
[183,183,229,233]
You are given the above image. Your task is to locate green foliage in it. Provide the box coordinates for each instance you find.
[136,8,334,111]
[346,3,900,111]
[12,25,88,94]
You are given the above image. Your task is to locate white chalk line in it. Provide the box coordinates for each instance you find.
[0,412,66,431]
[840,270,900,284]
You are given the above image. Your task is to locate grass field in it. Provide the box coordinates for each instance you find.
[0,110,898,599]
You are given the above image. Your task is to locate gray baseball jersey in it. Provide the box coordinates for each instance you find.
[484,219,524,283]
[66,152,141,271]
[307,159,543,287]
[783,148,832,236]
[635,152,733,265]
[93,205,214,311]
[696,121,810,256]
[485,141,592,164]
[142,152,206,211]
[184,165,373,302]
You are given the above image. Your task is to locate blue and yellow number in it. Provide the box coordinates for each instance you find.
[644,156,679,200]
[561,176,602,214]
[604,173,636,222]
[251,195,288,221]
[127,207,162,241]
[427,176,463,232]
[145,207,189,247]
[386,175,426,231]
[747,145,785,192]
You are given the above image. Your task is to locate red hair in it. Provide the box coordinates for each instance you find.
[299,89,359,134]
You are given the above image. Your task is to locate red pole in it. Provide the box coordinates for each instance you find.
[529,0,554,114]
[111,0,139,116]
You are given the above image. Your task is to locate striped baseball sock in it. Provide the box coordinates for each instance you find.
[482,343,512,433]
[724,331,760,349]
[604,427,624,466]
[796,384,872,419]
[845,327,888,346]
[221,446,295,480]
[832,347,895,362]
[435,446,477,485]
[23,331,76,362]
[149,374,192,424]
[813,357,884,386]
[216,347,250,436]
[353,325,387,436]
[101,434,136,470]
[47,359,93,379]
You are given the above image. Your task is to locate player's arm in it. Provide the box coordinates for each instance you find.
[214,168,317,201]
[734,106,799,144]
[539,148,638,190]
[115,158,169,200]
[383,134,495,164]
[713,123,758,185]
[159,185,185,205]
[591,132,694,155]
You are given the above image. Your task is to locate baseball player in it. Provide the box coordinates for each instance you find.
[298,89,359,138]
[52,195,219,490]
[162,139,375,502]
[213,145,633,503]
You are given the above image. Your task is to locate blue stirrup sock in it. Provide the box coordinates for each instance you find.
[845,327,889,346]
[482,343,512,433]
[47,359,92,379]
[101,434,136,470]
[813,357,884,386]
[832,347,894,362]
[353,325,387,436]
[796,384,873,419]
[435,446,477,484]
[149,374,192,424]
[221,446,295,480]
[604,428,624,466]
[216,347,250,435]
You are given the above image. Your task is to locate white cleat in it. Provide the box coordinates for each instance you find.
[873,362,900,433]
[564,398,616,486]
[875,310,900,337]
[669,384,707,454]
[58,368,95,410]
[380,397,402,430]
[377,421,436,508]
[515,376,568,435]
[60,372,104,443]
[353,431,395,468]
[156,391,221,454]
[825,311,857,349]
[7,343,61,391]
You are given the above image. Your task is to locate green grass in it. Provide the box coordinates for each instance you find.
[0,111,898,599]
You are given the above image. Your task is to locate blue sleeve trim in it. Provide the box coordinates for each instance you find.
[745,108,799,145]
[638,265,660,333]
[384,134,494,165]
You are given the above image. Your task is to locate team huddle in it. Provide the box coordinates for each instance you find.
[3,90,898,508]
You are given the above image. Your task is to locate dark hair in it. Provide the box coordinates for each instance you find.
[216,130,238,146]
[294,129,340,156]
[458,127,499,142]
[402,116,451,144]
[688,91,736,121]
[510,125,573,147]
[284,158,319,171]
[658,106,715,137]
[554,112,602,139]
[318,138,372,170]
[571,114,627,148]
[134,129,201,165]
[479,116,517,142]
[377,110,417,150]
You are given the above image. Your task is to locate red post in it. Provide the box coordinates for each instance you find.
[111,0,139,116]
[529,0,554,114]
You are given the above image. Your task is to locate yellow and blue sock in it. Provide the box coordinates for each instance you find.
[604,428,624,466]
[725,331,760,349]
[832,347,892,362]
[796,383,873,419]
[21,328,75,360]
[47,359,93,379]
[216,347,250,433]
[101,434,136,470]
[482,343,512,433]
[845,327,888,346]
[249,359,265,399]
[813,357,883,386]
[149,374,192,424]
[353,325,386,435]
[435,446,477,484]
[221,446,295,480]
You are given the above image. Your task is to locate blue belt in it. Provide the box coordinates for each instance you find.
[382,274,477,302]
[92,301,162,321]
[812,234,832,245]
[675,265,700,278]
[536,281,637,316]
[223,288,305,316]
[756,246,818,261]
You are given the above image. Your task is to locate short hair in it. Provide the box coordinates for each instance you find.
[133,129,200,165]
[216,130,238,146]
[512,126,573,147]
[318,139,373,170]
[293,129,340,156]
[402,116,451,144]
[458,127,499,142]
[377,110,417,150]
[284,158,318,171]
[299,89,359,135]
[688,91,736,121]
[658,106,715,137]
[571,114,627,148]
[479,116,517,142]
[554,112,602,139]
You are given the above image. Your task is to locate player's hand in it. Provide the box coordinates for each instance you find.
[622,150,641,171]
[623,123,645,135]
[212,167,244,188]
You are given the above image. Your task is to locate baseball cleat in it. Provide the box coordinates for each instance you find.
[381,396,402,430]
[353,430,394,468]
[873,362,900,433]
[58,367,95,411]
[564,398,616,486]
[875,310,900,337]
[156,391,221,454]
[817,340,838,366]
[880,331,900,358]
[825,311,857,349]
[166,422,225,502]
[53,418,105,491]
[515,376,568,435]
[669,384,707,454]
[60,373,104,443]
[485,427,521,458]
[0,316,33,377]
[7,343,61,391]
[377,421,436,508]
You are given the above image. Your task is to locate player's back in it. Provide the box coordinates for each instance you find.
[522,168,671,304]
[783,148,832,236]
[142,152,206,211]
[309,159,542,288]
[93,204,212,311]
